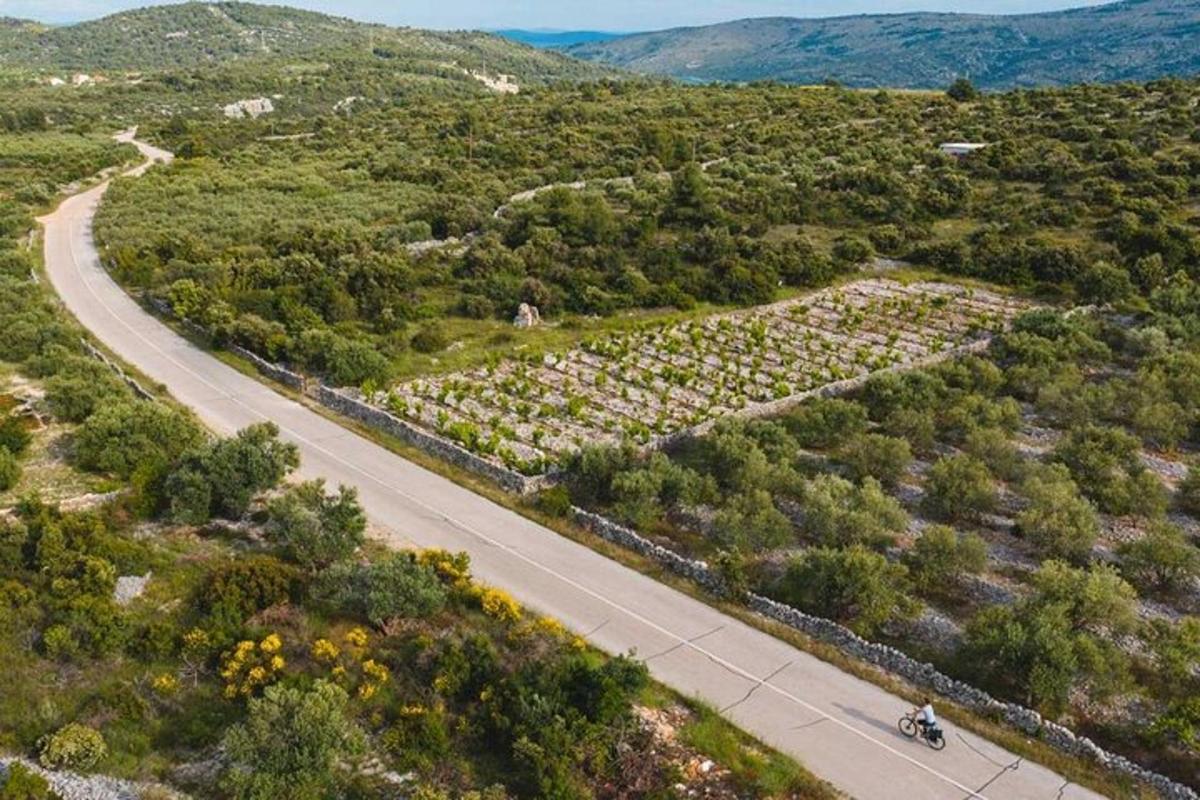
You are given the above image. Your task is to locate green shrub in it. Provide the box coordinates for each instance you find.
[265,480,366,570]
[1177,466,1200,516]
[800,474,908,548]
[315,553,446,627]
[837,433,912,487]
[196,555,300,630]
[43,362,127,423]
[1052,424,1167,517]
[921,454,997,522]
[775,545,917,636]
[166,423,299,524]
[410,325,449,354]
[0,762,59,800]
[1015,464,1100,562]
[73,400,203,479]
[712,489,795,551]
[0,446,20,492]
[904,524,987,595]
[533,486,572,518]
[784,398,867,449]
[222,681,365,800]
[0,415,31,456]
[1119,523,1200,595]
[37,723,107,770]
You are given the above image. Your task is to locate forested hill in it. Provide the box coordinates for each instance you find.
[0,1,607,82]
[565,0,1200,89]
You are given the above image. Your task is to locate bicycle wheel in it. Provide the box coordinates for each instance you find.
[927,730,947,751]
[898,716,918,738]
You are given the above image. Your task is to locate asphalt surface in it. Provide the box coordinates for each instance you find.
[38,134,1109,800]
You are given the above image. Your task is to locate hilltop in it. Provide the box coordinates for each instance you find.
[566,0,1200,89]
[0,1,606,83]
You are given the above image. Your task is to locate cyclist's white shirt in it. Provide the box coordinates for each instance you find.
[919,704,937,725]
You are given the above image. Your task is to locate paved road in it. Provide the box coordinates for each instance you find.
[39,136,1107,800]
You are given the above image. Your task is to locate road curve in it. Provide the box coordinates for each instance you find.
[39,136,1106,800]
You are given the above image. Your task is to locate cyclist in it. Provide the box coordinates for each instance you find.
[914,697,937,733]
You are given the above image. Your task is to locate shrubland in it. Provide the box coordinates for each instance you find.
[562,307,1200,783]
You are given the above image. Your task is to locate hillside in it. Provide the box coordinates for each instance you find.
[0,1,606,83]
[566,0,1200,89]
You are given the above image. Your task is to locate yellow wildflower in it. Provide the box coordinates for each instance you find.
[311,638,340,663]
[270,655,286,671]
[344,627,369,649]
[535,616,567,639]
[362,659,390,684]
[480,587,522,624]
[151,673,179,695]
[259,633,282,654]
[358,683,377,701]
[182,628,210,653]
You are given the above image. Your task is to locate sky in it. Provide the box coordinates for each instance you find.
[5,0,1118,31]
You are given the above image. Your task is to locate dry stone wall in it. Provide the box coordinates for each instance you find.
[312,385,555,495]
[571,508,1198,800]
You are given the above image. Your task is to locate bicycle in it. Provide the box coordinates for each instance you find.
[899,712,947,750]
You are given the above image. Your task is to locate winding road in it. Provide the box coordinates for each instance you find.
[39,134,1107,800]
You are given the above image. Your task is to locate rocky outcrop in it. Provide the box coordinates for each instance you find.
[0,757,186,800]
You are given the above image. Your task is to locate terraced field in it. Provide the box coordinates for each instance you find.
[376,278,1029,474]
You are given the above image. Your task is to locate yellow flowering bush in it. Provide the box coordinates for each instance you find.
[534,616,567,639]
[344,626,369,649]
[358,658,391,700]
[151,673,180,696]
[417,549,471,585]
[311,631,389,702]
[479,587,522,624]
[220,634,287,699]
[311,638,340,663]
[181,627,210,655]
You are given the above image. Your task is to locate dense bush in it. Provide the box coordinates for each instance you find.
[921,454,998,522]
[1015,465,1101,562]
[775,545,916,636]
[315,553,447,628]
[222,681,365,800]
[73,400,203,479]
[904,525,987,596]
[265,480,366,570]
[0,446,20,491]
[166,423,299,524]
[0,763,59,800]
[37,723,107,770]
[196,555,300,633]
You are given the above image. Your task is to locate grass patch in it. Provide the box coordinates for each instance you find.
[680,704,840,798]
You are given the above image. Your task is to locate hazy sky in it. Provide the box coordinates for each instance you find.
[6,0,1117,30]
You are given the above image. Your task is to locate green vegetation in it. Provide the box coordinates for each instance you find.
[93,74,1200,395]
[565,308,1200,783]
[0,68,829,798]
[0,2,606,80]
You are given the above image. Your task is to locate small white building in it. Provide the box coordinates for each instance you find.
[939,142,988,158]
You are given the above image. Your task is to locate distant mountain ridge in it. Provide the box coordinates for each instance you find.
[0,1,607,83]
[495,29,624,48]
[566,0,1200,89]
